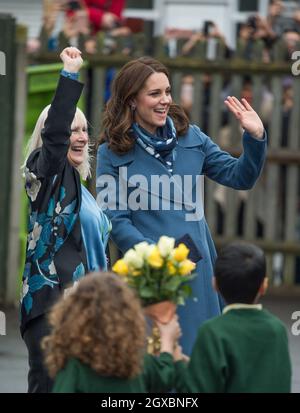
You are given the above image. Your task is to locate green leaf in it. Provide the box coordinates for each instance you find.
[163,277,184,292]
[139,286,156,298]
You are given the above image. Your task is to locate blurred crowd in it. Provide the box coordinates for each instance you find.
[164,0,300,62]
[27,0,300,61]
[28,0,144,56]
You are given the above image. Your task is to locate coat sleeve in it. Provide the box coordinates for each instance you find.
[96,144,155,253]
[175,325,227,393]
[142,353,176,393]
[197,125,267,190]
[30,76,83,178]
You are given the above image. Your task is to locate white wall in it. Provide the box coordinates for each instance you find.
[0,0,43,39]
[164,3,229,33]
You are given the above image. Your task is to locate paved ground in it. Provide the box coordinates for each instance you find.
[0,296,299,393]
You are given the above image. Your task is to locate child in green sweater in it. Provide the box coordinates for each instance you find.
[42,272,180,393]
[175,242,292,393]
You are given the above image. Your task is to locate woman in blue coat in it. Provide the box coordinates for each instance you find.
[96,57,267,355]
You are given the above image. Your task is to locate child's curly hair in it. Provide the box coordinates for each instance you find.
[42,272,146,379]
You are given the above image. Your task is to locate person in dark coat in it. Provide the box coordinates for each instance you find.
[21,47,111,392]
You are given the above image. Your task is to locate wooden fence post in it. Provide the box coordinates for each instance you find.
[0,14,16,304]
[5,25,28,305]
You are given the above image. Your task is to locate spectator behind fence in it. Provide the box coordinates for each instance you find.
[65,1,132,55]
[37,1,127,52]
[96,56,267,356]
[181,21,232,59]
[37,0,91,52]
[282,29,300,60]
[42,272,180,393]
[174,242,292,393]
[65,0,126,34]
[20,47,111,393]
[238,14,276,62]
[267,0,299,37]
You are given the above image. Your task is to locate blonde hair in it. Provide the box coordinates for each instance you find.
[22,105,91,180]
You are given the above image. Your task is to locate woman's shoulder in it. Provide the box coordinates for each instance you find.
[97,141,136,167]
[178,124,208,147]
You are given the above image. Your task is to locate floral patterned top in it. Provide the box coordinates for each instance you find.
[20,76,110,335]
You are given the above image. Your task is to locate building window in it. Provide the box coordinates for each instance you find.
[238,0,259,12]
[126,0,153,8]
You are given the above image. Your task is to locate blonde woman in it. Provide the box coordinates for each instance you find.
[21,47,110,392]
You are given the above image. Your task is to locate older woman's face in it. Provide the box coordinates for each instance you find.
[132,72,172,134]
[67,119,88,167]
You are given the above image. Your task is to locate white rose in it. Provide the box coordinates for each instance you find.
[157,236,175,257]
[124,249,144,269]
[134,242,153,259]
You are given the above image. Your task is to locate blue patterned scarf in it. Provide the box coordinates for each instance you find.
[131,116,177,174]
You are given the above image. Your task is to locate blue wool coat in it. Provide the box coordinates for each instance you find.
[96,125,267,355]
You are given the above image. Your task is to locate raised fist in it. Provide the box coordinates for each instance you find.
[60,47,83,73]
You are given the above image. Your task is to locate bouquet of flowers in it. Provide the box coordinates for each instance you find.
[112,236,197,308]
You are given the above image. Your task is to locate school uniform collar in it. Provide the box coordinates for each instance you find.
[223,303,263,314]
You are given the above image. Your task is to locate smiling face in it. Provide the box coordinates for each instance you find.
[132,72,172,134]
[67,110,88,167]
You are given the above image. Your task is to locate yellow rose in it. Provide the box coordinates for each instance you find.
[167,260,177,275]
[147,246,163,268]
[179,259,196,275]
[112,259,129,276]
[173,243,189,262]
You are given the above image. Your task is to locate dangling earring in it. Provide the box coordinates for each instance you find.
[130,104,136,120]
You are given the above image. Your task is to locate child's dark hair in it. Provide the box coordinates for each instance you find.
[214,242,266,304]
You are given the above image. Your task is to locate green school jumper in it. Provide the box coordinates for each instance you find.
[53,352,174,393]
[175,306,292,393]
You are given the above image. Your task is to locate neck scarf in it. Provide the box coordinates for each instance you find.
[131,116,177,174]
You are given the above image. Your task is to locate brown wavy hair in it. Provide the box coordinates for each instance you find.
[100,56,189,154]
[42,272,146,379]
